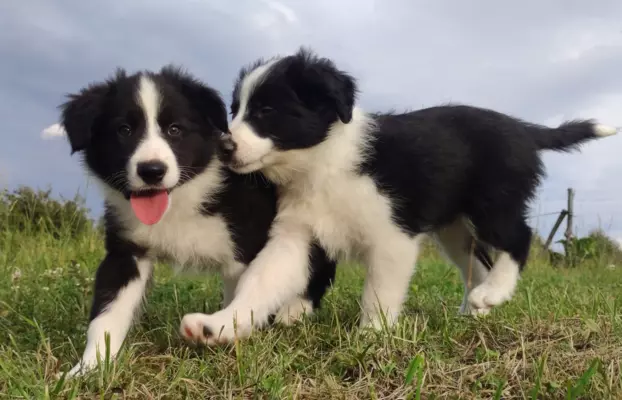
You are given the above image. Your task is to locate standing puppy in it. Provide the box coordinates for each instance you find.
[60,66,336,376]
[178,48,617,345]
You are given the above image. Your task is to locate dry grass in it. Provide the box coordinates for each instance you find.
[1,229,621,399]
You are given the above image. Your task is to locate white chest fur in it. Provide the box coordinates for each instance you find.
[273,110,405,263]
[100,163,237,273]
[281,172,399,263]
[123,209,233,268]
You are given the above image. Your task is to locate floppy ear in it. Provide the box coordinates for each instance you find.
[292,48,358,123]
[160,65,228,133]
[60,81,112,154]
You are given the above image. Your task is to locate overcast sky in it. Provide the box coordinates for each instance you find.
[1,0,621,247]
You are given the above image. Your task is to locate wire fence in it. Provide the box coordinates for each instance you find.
[526,188,621,255]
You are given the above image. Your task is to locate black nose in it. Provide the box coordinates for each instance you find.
[219,133,237,162]
[136,160,168,184]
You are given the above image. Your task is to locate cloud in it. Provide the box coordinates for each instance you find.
[264,0,298,24]
[257,0,299,27]
[41,123,66,139]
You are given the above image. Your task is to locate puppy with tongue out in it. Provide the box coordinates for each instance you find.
[57,67,337,379]
[130,190,170,225]
[127,150,177,225]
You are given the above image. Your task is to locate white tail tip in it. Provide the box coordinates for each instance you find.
[41,123,67,139]
[594,124,618,137]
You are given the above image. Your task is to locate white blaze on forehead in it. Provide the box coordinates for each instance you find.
[127,75,180,189]
[226,60,280,170]
[230,60,278,129]
[137,75,161,137]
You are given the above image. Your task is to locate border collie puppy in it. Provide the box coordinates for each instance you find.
[178,48,618,345]
[59,66,336,376]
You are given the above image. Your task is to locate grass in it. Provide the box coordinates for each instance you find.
[1,227,622,399]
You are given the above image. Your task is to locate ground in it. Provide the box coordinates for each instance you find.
[1,229,621,399]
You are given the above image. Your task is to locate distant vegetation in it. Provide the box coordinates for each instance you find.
[529,230,622,268]
[2,185,620,268]
[0,186,94,239]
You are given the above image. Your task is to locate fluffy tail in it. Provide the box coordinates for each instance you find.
[531,120,618,152]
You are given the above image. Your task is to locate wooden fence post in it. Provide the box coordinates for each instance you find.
[544,209,568,249]
[565,188,575,242]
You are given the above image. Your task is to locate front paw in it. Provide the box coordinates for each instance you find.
[467,281,514,311]
[459,300,491,317]
[274,297,314,326]
[65,362,88,378]
[359,311,398,331]
[180,312,252,346]
[57,358,97,379]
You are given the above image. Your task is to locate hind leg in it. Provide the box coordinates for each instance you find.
[433,219,491,315]
[467,218,531,312]
[275,243,337,325]
[360,233,423,330]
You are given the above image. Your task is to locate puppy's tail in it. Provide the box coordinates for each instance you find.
[531,120,618,152]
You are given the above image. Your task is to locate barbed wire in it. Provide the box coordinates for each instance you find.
[527,211,565,219]
[528,210,618,219]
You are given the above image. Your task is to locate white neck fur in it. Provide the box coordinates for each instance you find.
[263,107,376,185]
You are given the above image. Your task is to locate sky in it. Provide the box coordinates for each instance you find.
[1,0,621,249]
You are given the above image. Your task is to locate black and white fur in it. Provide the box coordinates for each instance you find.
[182,48,618,345]
[59,66,336,376]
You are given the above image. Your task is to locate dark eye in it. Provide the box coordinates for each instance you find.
[117,124,132,137]
[256,106,274,117]
[167,124,182,137]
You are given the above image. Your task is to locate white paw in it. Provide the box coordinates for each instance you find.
[274,297,313,326]
[360,318,383,331]
[359,312,397,331]
[180,311,252,346]
[459,300,491,316]
[58,358,97,379]
[467,281,514,310]
[67,363,85,378]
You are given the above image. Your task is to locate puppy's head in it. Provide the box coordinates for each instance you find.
[61,66,227,225]
[221,47,357,174]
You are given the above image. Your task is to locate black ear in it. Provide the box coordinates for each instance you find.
[160,65,228,133]
[60,79,114,154]
[292,48,357,123]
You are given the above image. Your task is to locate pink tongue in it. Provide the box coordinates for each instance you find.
[130,191,169,225]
